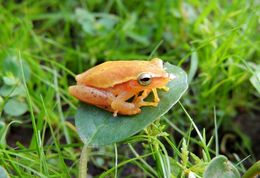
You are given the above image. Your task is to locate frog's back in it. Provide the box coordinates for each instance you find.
[76,59,167,88]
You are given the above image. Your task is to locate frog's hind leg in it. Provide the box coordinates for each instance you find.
[111,92,141,116]
[69,85,115,107]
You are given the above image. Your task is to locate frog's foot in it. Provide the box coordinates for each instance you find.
[112,104,141,117]
[159,86,169,92]
[111,92,141,116]
[138,101,158,107]
[112,102,141,116]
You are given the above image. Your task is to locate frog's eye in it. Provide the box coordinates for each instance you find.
[137,73,152,86]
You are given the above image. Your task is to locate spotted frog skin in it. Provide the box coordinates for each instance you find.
[69,58,174,116]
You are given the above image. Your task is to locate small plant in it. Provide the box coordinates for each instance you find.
[0,56,31,117]
[0,56,31,145]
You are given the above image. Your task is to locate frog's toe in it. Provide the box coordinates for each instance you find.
[113,110,118,117]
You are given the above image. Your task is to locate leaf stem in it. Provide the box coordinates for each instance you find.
[114,143,118,178]
[79,144,90,178]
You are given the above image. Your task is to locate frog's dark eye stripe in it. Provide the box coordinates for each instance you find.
[137,73,152,86]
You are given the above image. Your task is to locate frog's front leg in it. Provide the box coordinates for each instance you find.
[134,89,160,107]
[111,92,141,116]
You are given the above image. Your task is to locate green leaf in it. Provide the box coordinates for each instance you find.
[0,120,6,144]
[242,161,260,178]
[3,56,31,81]
[0,166,10,178]
[127,32,149,46]
[75,63,188,146]
[188,51,198,84]
[0,85,26,97]
[0,121,5,132]
[250,69,260,94]
[0,96,3,107]
[97,15,118,31]
[203,155,240,178]
[3,75,19,86]
[75,8,96,35]
[3,98,28,117]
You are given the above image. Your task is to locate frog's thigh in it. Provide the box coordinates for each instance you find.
[69,85,114,106]
[111,92,141,116]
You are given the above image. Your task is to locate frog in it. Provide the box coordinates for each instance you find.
[69,58,175,116]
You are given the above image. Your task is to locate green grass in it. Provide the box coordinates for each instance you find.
[0,0,259,177]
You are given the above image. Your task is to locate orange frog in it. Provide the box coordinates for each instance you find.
[69,58,175,116]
